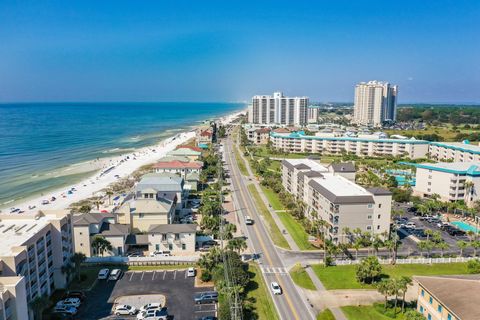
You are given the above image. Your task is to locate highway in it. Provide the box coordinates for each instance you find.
[222,136,316,320]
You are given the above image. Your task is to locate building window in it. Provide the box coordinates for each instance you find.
[378,204,382,208]
[429,297,433,304]
[79,232,82,235]
[168,244,173,251]
[428,314,432,320]
[182,244,186,250]
[367,215,372,220]
[367,204,373,208]
[438,305,442,313]
[377,225,380,230]
[139,213,144,218]
[378,214,381,219]
[366,226,372,231]
[420,306,424,313]
[155,244,160,251]
[174,234,180,240]
[421,290,424,297]
[447,314,452,320]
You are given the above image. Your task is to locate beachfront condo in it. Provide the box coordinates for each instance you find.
[246,127,271,145]
[73,212,130,257]
[270,131,430,159]
[282,159,391,243]
[0,210,73,319]
[353,80,398,127]
[411,161,480,207]
[248,91,309,126]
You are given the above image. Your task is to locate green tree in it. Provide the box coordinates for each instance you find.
[457,240,468,257]
[467,258,480,274]
[105,189,114,205]
[29,295,49,320]
[79,204,92,213]
[436,241,449,258]
[398,276,413,312]
[70,252,87,281]
[226,238,247,253]
[356,256,383,284]
[405,310,426,320]
[472,241,480,257]
[376,279,394,311]
[91,235,113,256]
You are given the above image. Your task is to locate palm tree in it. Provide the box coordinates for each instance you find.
[398,276,413,313]
[93,199,103,211]
[472,241,480,257]
[91,235,113,256]
[226,238,247,253]
[105,189,114,205]
[424,229,434,242]
[372,235,383,257]
[418,241,428,258]
[457,240,468,257]
[436,242,449,258]
[352,239,362,260]
[29,295,49,320]
[377,279,393,311]
[70,252,87,281]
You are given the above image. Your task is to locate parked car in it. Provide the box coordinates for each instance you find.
[114,304,138,315]
[139,303,162,313]
[63,291,86,301]
[187,267,196,277]
[405,222,416,229]
[56,298,81,308]
[137,308,168,320]
[194,291,218,304]
[97,268,110,280]
[109,269,123,281]
[270,282,282,295]
[197,317,217,320]
[54,305,77,315]
[128,252,144,257]
[150,250,171,257]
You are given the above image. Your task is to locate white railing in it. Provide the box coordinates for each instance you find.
[334,256,475,266]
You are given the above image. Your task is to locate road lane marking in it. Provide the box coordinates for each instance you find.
[141,271,145,281]
[185,270,187,278]
[129,272,134,281]
[173,270,177,280]
[152,271,156,280]
[163,270,166,280]
[227,140,302,320]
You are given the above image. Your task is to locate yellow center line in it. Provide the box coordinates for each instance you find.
[226,141,301,320]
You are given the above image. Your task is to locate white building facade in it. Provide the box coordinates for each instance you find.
[248,92,309,126]
[353,81,398,127]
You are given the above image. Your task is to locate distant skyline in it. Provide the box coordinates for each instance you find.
[0,0,479,103]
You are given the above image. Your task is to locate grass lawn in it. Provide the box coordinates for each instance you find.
[260,186,285,210]
[276,211,316,250]
[312,263,469,290]
[68,266,103,291]
[317,309,335,320]
[289,264,316,290]
[245,264,279,320]
[247,184,290,249]
[342,305,407,320]
[234,147,249,176]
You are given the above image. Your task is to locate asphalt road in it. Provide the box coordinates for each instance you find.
[223,137,316,320]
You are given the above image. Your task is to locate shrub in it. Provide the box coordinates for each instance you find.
[467,258,480,274]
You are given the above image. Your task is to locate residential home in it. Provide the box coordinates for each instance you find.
[197,129,213,145]
[167,147,202,161]
[135,173,185,208]
[148,224,197,254]
[153,160,203,180]
[415,275,480,320]
[247,128,271,145]
[73,212,130,257]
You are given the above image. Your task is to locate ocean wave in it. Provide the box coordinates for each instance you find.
[102,147,136,154]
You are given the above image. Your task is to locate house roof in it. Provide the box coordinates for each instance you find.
[148,224,197,233]
[366,187,393,196]
[273,128,291,134]
[136,175,183,193]
[157,155,191,163]
[414,275,480,320]
[167,148,202,157]
[329,162,356,173]
[125,234,149,245]
[308,176,374,204]
[199,130,212,137]
[132,196,175,214]
[175,145,203,152]
[255,128,271,134]
[73,212,115,226]
[153,160,203,170]
[186,172,200,180]
[99,223,130,236]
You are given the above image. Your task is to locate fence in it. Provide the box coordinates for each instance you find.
[85,255,199,266]
[334,256,475,266]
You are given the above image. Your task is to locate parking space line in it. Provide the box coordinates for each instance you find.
[173,270,177,280]
[163,270,166,280]
[152,271,156,280]
[184,270,187,279]
[129,272,134,281]
[141,271,144,281]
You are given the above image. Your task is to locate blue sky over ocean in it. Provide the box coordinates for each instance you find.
[0,0,478,103]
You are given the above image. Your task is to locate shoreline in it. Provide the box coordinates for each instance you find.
[1,109,245,214]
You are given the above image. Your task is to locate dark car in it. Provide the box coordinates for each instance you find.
[63,291,86,301]
[197,317,217,320]
[194,291,218,304]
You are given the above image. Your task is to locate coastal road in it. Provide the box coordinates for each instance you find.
[223,137,316,320]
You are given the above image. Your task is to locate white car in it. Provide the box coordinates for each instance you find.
[137,308,168,320]
[187,267,196,277]
[98,268,110,280]
[149,251,171,257]
[54,305,77,315]
[114,304,137,315]
[139,303,162,313]
[109,269,123,281]
[270,282,282,295]
[406,222,416,229]
[245,216,254,225]
[56,298,81,308]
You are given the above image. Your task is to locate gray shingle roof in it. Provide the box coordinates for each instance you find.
[73,212,115,226]
[99,223,130,236]
[366,187,393,196]
[148,224,197,233]
[329,162,356,173]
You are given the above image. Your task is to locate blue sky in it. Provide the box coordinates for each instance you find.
[0,0,478,103]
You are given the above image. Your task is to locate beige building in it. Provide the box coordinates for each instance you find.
[282,159,391,243]
[148,224,197,254]
[0,210,73,319]
[270,131,429,159]
[353,80,398,127]
[429,142,480,163]
[73,212,130,257]
[246,128,271,145]
[412,162,480,207]
[415,275,480,320]
[248,92,309,126]
[307,106,319,124]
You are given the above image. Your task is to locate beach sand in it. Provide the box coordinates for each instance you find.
[2,109,245,214]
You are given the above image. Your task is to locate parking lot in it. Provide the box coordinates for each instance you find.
[74,269,216,320]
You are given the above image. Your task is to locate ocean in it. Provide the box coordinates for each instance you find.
[0,102,245,207]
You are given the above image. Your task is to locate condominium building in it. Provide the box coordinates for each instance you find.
[148,224,197,254]
[415,275,480,320]
[246,128,271,145]
[307,106,319,124]
[353,81,398,127]
[248,92,309,126]
[0,210,73,319]
[282,159,391,243]
[429,142,480,163]
[270,131,429,159]
[411,162,480,207]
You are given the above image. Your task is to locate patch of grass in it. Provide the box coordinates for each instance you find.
[247,184,290,249]
[277,211,316,250]
[289,264,316,290]
[317,309,336,320]
[312,263,469,290]
[260,186,285,210]
[342,303,412,320]
[245,264,279,320]
[234,147,249,176]
[68,266,103,291]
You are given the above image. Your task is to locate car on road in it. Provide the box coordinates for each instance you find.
[194,291,218,304]
[137,307,168,320]
[97,268,110,280]
[114,304,138,315]
[270,282,282,295]
[187,267,196,277]
[245,216,254,225]
[139,303,162,313]
[54,305,78,315]
[109,269,123,280]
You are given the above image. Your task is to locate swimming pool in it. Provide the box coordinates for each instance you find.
[451,221,480,233]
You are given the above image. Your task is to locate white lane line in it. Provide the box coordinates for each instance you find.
[152,271,156,280]
[129,272,134,281]
[163,270,166,280]
[184,270,187,279]
[173,270,177,280]
[141,271,145,281]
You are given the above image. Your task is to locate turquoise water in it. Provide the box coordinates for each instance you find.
[451,221,480,233]
[0,102,245,205]
[385,169,416,186]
